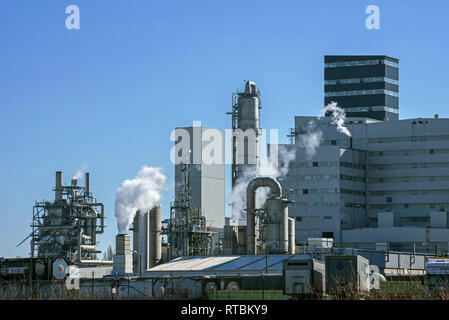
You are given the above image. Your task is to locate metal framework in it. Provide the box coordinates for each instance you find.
[166,163,214,259]
[28,173,105,264]
[226,91,239,188]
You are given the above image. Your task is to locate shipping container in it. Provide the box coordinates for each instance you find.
[283,257,325,296]
[325,255,370,294]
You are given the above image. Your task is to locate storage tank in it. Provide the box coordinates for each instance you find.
[133,204,162,273]
[325,255,370,295]
[266,198,288,254]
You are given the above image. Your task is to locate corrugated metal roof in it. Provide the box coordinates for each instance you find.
[148,255,308,272]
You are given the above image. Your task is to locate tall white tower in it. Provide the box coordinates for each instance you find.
[228,81,261,224]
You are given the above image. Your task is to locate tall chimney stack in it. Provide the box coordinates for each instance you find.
[85,172,90,195]
[55,171,63,201]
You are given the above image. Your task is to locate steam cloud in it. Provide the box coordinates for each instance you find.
[73,165,88,180]
[229,102,351,223]
[115,166,167,233]
[230,145,297,223]
[297,102,351,160]
[321,102,352,137]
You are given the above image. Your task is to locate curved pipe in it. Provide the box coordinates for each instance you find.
[246,177,282,255]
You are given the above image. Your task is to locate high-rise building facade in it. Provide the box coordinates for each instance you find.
[324,55,399,121]
[278,116,449,253]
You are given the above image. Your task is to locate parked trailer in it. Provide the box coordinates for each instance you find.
[325,255,370,294]
[283,257,325,296]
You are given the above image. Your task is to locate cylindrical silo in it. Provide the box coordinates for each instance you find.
[149,204,162,268]
[266,198,288,254]
[288,217,295,254]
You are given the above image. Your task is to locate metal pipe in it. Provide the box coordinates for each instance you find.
[80,260,113,265]
[288,217,295,254]
[246,177,282,255]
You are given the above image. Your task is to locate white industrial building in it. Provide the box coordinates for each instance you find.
[173,125,226,229]
[279,116,449,254]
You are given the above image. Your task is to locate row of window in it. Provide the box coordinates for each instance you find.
[369,203,448,210]
[368,135,449,144]
[288,161,339,168]
[325,77,398,85]
[342,106,399,114]
[296,229,321,236]
[368,148,449,157]
[368,162,449,170]
[325,89,399,97]
[296,216,334,223]
[341,189,366,196]
[294,188,366,196]
[345,202,366,209]
[285,174,340,181]
[340,162,366,170]
[368,190,449,196]
[368,176,449,183]
[340,175,366,182]
[324,59,398,68]
[293,201,340,207]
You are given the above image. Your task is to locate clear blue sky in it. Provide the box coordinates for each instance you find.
[1,0,448,257]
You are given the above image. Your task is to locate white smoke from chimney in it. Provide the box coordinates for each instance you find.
[115,166,167,234]
[229,102,351,223]
[230,145,297,223]
[73,164,88,180]
[321,102,352,137]
[295,102,351,160]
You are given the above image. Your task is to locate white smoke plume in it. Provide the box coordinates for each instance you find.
[296,128,323,160]
[229,102,351,223]
[321,102,352,137]
[73,165,88,180]
[115,166,167,233]
[296,102,351,160]
[230,145,297,223]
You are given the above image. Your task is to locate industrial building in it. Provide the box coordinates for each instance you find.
[3,55,449,300]
[324,55,399,121]
[281,114,449,253]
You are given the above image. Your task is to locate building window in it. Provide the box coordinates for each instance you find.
[303,189,309,195]
[430,176,435,181]
[404,177,409,182]
[430,149,434,154]
[331,140,337,145]
[386,196,392,203]
[296,217,302,222]
[323,216,333,220]
[313,162,318,167]
[404,204,409,208]
[322,232,334,239]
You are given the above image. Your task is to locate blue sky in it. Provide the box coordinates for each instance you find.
[1,0,448,257]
